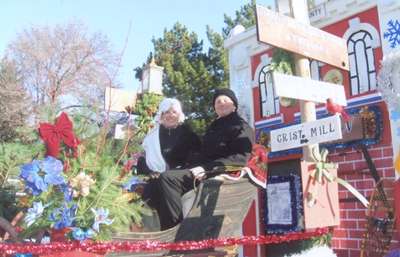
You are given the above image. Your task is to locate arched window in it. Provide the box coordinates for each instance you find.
[258,65,279,117]
[347,30,377,95]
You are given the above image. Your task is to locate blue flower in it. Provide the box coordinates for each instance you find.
[71,227,86,240]
[41,157,65,186]
[71,227,96,241]
[20,157,65,195]
[24,201,46,227]
[20,160,47,195]
[85,228,96,239]
[122,176,145,192]
[58,183,73,202]
[49,203,77,229]
[91,208,113,232]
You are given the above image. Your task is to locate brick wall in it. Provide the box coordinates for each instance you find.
[329,144,399,257]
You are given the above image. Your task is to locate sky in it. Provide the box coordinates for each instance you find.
[1,0,275,91]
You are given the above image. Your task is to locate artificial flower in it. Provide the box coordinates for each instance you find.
[91,208,113,232]
[19,157,65,195]
[58,183,73,202]
[122,176,146,192]
[24,201,46,227]
[72,227,96,241]
[70,172,95,197]
[49,203,77,229]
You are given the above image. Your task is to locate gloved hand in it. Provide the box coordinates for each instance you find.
[190,166,206,180]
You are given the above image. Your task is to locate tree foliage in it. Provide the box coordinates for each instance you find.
[7,22,120,114]
[134,93,163,139]
[135,23,227,133]
[135,2,258,133]
[0,59,29,142]
[222,0,256,39]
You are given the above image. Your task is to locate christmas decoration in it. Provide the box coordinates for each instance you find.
[377,50,400,110]
[0,228,329,256]
[39,113,80,158]
[384,19,400,48]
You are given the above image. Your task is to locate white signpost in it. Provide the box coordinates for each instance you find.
[272,72,347,106]
[270,115,342,152]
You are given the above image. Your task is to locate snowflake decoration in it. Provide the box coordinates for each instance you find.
[384,19,400,48]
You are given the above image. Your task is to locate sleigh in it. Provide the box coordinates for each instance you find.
[108,145,268,256]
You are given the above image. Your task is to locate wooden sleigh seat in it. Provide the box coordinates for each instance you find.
[108,177,259,257]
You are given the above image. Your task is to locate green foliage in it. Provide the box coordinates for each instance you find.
[17,109,147,241]
[134,2,259,133]
[135,23,227,133]
[222,0,257,39]
[0,142,44,186]
[270,48,295,75]
[134,93,163,139]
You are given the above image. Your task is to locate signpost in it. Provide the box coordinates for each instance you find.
[272,72,347,106]
[270,115,342,152]
[255,4,349,70]
[255,0,348,231]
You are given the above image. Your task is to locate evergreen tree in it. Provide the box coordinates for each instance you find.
[134,1,258,133]
[222,0,256,39]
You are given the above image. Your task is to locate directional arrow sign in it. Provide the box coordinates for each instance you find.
[270,115,342,152]
[272,72,347,106]
[255,5,349,70]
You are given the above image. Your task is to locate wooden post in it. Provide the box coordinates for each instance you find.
[289,0,319,162]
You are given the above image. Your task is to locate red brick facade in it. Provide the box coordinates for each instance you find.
[248,6,399,257]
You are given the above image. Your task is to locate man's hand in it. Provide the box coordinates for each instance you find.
[190,166,206,180]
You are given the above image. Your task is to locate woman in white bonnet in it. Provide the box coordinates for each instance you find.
[136,98,200,228]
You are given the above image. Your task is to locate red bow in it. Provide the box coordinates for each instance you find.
[247,144,269,184]
[326,98,350,122]
[39,112,80,158]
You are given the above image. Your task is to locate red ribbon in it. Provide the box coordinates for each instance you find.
[247,144,268,183]
[39,112,80,158]
[0,228,329,256]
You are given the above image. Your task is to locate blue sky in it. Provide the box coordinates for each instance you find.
[1,0,275,91]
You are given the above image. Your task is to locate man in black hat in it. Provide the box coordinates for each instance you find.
[157,88,254,230]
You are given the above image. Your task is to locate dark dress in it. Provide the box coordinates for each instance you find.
[158,112,254,229]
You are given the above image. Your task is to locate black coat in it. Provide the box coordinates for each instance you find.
[199,112,254,172]
[137,123,201,174]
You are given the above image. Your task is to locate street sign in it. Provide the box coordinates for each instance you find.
[270,115,342,152]
[272,72,347,106]
[255,5,349,70]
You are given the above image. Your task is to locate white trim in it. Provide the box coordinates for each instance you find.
[255,113,284,128]
[252,54,272,87]
[343,17,381,48]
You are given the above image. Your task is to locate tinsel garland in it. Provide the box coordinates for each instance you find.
[1,228,328,256]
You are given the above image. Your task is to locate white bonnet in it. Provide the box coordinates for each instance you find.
[154,98,185,124]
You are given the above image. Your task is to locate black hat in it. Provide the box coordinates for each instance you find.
[212,88,238,109]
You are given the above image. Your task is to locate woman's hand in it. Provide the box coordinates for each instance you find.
[190,166,206,180]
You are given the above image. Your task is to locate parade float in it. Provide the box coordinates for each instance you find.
[1,0,400,257]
